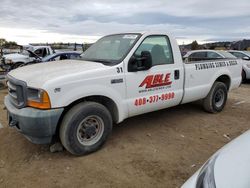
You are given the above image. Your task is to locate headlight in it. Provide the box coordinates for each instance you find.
[246,64,250,68]
[5,59,13,64]
[27,88,51,109]
[196,155,218,188]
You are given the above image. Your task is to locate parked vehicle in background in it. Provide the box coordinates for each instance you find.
[4,32,242,156]
[1,45,54,70]
[182,130,250,188]
[228,50,250,81]
[41,51,81,62]
[23,51,82,65]
[183,50,236,62]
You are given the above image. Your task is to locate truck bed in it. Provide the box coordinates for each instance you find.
[182,58,242,104]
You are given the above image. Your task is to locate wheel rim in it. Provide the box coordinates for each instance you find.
[76,115,104,146]
[214,89,225,108]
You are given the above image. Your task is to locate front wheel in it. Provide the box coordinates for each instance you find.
[203,82,228,113]
[60,102,112,155]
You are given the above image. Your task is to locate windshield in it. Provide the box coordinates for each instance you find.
[19,46,34,55]
[42,53,56,61]
[19,50,30,56]
[80,34,141,64]
[244,51,250,57]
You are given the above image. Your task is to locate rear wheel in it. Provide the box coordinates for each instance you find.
[242,70,246,83]
[203,82,228,113]
[60,102,112,155]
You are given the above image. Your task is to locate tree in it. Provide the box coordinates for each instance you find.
[0,38,7,47]
[0,38,17,48]
[191,40,199,50]
[4,41,18,48]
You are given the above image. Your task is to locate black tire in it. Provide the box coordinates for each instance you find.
[60,102,112,156]
[203,82,228,113]
[242,70,246,83]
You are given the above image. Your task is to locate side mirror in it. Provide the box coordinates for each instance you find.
[242,56,250,61]
[128,51,152,72]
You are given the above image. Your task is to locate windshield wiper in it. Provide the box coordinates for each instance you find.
[81,58,116,65]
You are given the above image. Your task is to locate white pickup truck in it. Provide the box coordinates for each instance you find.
[4,32,242,155]
[2,45,54,69]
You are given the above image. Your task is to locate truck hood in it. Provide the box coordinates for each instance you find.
[8,60,106,88]
[3,53,27,60]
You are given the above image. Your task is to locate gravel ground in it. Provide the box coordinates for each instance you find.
[0,84,249,188]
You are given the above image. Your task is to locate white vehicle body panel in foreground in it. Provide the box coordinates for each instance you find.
[182,130,250,188]
[8,32,242,123]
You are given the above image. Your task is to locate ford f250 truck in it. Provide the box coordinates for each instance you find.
[4,32,242,155]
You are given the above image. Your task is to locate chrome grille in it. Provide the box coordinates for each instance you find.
[7,75,27,108]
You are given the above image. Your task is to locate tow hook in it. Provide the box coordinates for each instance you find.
[9,120,18,127]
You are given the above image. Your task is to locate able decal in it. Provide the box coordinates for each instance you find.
[134,92,175,106]
[139,73,172,93]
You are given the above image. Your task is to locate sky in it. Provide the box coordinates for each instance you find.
[0,0,250,45]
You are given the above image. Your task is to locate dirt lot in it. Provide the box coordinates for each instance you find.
[0,84,249,188]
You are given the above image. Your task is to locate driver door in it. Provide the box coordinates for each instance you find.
[125,35,184,117]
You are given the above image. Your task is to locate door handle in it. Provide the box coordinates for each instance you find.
[174,70,180,80]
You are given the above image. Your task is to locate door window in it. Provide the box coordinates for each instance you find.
[189,52,206,61]
[59,54,68,60]
[134,36,174,66]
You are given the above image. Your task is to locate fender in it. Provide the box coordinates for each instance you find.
[209,69,231,90]
[48,84,128,123]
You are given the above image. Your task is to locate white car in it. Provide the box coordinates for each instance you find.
[228,50,250,81]
[182,130,250,188]
[183,50,236,62]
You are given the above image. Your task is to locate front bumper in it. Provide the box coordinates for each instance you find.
[4,96,64,144]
